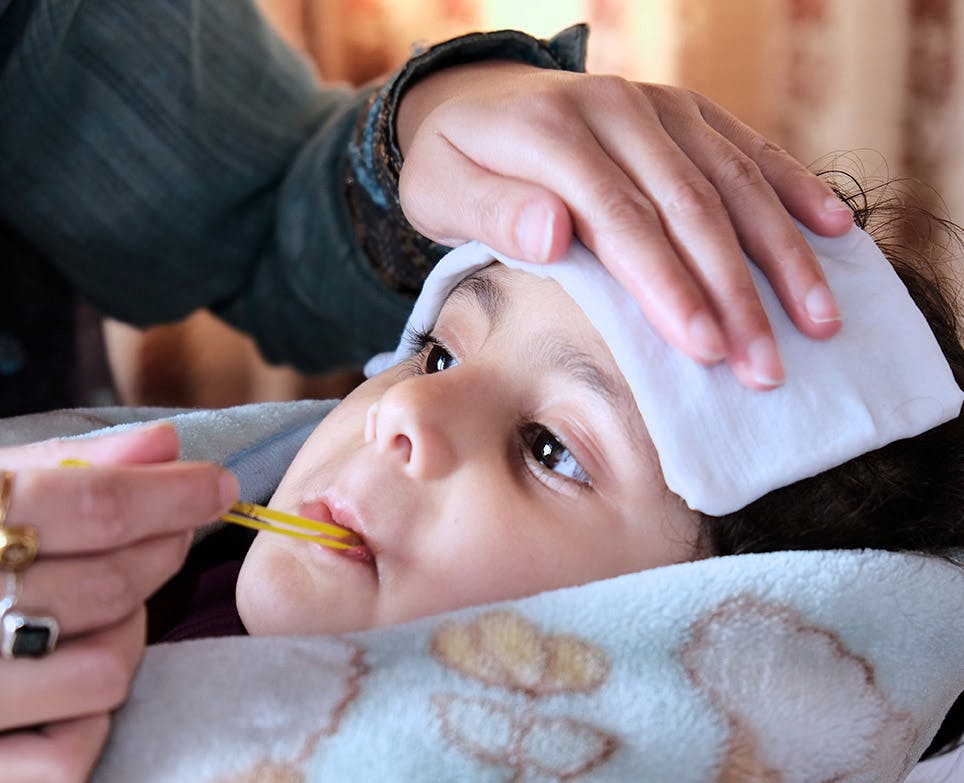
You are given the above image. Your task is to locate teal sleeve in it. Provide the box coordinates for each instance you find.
[0,0,587,371]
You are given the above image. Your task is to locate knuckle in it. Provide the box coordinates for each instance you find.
[36,755,78,783]
[76,476,129,545]
[649,83,697,111]
[84,646,136,710]
[592,189,661,236]
[508,91,575,139]
[747,131,788,159]
[474,188,513,233]
[716,154,765,193]
[728,288,771,331]
[587,73,637,102]
[662,179,723,219]
[84,558,136,621]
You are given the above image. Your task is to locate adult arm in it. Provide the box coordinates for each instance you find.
[0,1,585,372]
[0,0,411,369]
[0,1,851,387]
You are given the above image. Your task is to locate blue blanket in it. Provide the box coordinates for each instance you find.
[4,403,961,782]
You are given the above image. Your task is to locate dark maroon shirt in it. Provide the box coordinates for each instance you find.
[147,526,254,643]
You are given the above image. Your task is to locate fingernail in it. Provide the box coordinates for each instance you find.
[219,470,239,507]
[517,203,554,263]
[805,282,841,324]
[824,195,854,216]
[747,335,785,388]
[688,312,727,363]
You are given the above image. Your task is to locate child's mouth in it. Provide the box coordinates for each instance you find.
[298,500,376,569]
[340,544,375,564]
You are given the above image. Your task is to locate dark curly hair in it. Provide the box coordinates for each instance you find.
[699,174,964,760]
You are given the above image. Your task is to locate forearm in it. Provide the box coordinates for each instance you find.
[0,0,386,365]
[0,2,587,372]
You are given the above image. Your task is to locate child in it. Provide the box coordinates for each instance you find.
[3,178,963,765]
[229,182,964,643]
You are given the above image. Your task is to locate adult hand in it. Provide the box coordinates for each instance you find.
[0,425,237,783]
[397,62,853,390]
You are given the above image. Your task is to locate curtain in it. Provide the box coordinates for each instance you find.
[263,0,963,224]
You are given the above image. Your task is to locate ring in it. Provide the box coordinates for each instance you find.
[0,572,59,659]
[0,526,39,572]
[0,471,12,527]
[0,471,40,572]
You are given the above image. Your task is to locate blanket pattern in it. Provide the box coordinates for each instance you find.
[90,548,963,783]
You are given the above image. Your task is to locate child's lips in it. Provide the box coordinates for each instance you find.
[298,500,376,567]
[341,544,375,564]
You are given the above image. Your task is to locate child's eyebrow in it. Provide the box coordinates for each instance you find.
[447,270,507,323]
[448,268,639,431]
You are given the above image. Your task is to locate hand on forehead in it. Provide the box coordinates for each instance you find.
[386,231,963,515]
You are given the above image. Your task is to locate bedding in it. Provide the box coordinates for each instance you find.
[4,402,962,783]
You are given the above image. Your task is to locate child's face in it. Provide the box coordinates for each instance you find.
[237,265,702,635]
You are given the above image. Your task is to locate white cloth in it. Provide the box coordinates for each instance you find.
[367,225,964,514]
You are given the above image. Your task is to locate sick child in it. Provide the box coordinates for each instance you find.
[1,177,962,775]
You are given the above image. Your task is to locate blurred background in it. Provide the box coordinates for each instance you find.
[106,0,964,409]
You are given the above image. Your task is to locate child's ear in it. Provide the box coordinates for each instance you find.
[0,423,180,469]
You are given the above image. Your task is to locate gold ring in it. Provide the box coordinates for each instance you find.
[0,471,12,527]
[0,526,39,572]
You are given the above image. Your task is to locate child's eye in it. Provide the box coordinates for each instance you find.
[406,330,458,376]
[523,424,591,487]
[425,342,457,374]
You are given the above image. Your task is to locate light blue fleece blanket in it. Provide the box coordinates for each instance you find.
[3,403,962,782]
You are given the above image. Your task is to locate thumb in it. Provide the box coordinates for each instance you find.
[399,140,573,263]
[0,423,180,470]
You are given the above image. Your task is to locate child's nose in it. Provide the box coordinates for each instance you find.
[365,375,465,480]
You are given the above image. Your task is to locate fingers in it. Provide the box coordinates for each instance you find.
[400,67,853,388]
[0,608,145,730]
[577,86,791,386]
[0,423,181,471]
[0,611,145,782]
[407,80,749,377]
[669,93,846,337]
[694,94,855,237]
[18,533,191,636]
[0,427,221,780]
[399,132,573,263]
[7,462,237,554]
[0,714,111,783]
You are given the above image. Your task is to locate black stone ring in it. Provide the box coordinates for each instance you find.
[0,572,59,659]
[1,609,59,658]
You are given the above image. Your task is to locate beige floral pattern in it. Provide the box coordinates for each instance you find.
[210,638,368,783]
[681,596,916,783]
[430,611,617,781]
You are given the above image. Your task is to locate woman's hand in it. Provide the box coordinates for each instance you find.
[0,425,237,783]
[397,62,852,390]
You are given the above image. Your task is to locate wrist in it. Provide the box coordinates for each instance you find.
[397,60,538,156]
[384,26,589,170]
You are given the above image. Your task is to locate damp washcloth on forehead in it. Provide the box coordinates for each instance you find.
[367,224,964,515]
